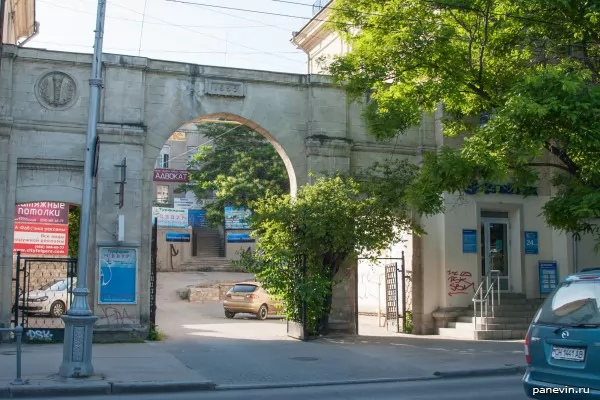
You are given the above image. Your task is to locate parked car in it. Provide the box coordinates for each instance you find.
[223,282,282,320]
[18,277,76,318]
[523,268,600,398]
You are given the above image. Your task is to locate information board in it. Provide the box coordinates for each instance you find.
[539,261,558,295]
[462,229,477,253]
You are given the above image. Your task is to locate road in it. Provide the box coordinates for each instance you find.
[42,375,529,400]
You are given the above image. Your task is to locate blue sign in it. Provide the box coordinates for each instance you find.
[462,229,477,253]
[539,261,558,295]
[226,233,255,243]
[99,247,137,304]
[464,182,538,196]
[188,209,207,227]
[224,206,252,230]
[525,231,538,254]
[166,232,191,242]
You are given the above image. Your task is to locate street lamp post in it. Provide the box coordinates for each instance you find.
[59,0,107,378]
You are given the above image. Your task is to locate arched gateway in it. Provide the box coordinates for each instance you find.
[0,45,427,337]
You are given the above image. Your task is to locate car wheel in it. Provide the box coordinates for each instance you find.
[256,304,268,320]
[224,310,236,319]
[49,301,66,318]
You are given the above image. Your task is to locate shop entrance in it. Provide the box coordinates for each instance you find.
[480,211,511,292]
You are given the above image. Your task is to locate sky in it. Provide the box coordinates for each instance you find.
[26,0,319,74]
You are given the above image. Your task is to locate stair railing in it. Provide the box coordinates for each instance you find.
[472,269,501,331]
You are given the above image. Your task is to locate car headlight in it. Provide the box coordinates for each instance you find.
[28,296,48,302]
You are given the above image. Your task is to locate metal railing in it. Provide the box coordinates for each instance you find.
[0,326,25,385]
[472,270,501,331]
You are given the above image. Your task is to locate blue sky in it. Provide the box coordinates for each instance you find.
[26,0,317,74]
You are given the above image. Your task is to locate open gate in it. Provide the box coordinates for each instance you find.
[383,251,412,333]
[149,217,158,327]
[12,252,77,342]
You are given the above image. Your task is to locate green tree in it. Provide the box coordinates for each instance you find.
[239,160,419,335]
[327,0,600,244]
[183,122,290,228]
[68,206,80,258]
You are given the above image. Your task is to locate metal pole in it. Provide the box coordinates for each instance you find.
[400,251,406,332]
[14,252,21,328]
[13,326,24,385]
[59,0,105,378]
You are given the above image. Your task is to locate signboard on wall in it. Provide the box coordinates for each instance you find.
[168,131,186,141]
[462,229,477,253]
[13,223,68,256]
[226,233,255,243]
[525,231,538,254]
[166,232,191,242]
[539,261,558,295]
[153,169,189,183]
[188,209,207,227]
[98,247,137,304]
[224,206,252,230]
[14,202,69,224]
[152,207,189,228]
[174,198,196,209]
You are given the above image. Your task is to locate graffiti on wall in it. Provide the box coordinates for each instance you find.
[99,306,138,325]
[26,329,54,341]
[447,270,475,296]
[358,265,381,300]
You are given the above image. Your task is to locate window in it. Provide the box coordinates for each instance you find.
[156,145,170,169]
[187,146,198,164]
[535,281,600,326]
[156,185,169,204]
[230,284,257,293]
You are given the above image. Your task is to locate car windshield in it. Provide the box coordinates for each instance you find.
[231,284,257,293]
[535,280,600,326]
[38,280,68,291]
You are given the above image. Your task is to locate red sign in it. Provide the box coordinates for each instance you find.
[15,202,69,224]
[13,223,69,256]
[153,168,189,183]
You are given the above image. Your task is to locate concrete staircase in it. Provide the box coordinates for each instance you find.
[194,228,223,257]
[177,256,245,272]
[438,293,544,340]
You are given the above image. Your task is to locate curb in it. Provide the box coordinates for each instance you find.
[216,366,528,391]
[0,380,216,398]
[0,367,526,397]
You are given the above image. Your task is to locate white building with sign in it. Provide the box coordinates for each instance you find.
[292,0,599,338]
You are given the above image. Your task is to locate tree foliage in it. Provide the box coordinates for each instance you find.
[68,206,80,258]
[327,0,600,244]
[239,160,419,335]
[183,122,289,228]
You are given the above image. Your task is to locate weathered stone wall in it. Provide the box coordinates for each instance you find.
[0,45,417,337]
[329,259,358,334]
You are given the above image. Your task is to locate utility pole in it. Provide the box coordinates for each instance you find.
[59,0,106,378]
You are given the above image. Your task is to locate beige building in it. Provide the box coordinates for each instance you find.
[1,0,38,46]
[292,1,599,339]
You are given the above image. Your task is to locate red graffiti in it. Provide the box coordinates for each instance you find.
[447,270,475,296]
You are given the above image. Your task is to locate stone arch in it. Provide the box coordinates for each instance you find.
[15,169,83,206]
[144,112,298,196]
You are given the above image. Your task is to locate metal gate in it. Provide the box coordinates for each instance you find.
[12,252,77,342]
[383,251,412,333]
[149,217,158,326]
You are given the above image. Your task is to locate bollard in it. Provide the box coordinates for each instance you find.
[12,326,24,385]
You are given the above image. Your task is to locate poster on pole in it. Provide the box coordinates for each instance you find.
[98,247,137,304]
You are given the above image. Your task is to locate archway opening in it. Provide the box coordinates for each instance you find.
[11,201,80,340]
[151,115,293,341]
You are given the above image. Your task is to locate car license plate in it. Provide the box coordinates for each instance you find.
[551,346,585,362]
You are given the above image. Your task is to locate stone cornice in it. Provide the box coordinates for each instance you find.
[17,158,84,172]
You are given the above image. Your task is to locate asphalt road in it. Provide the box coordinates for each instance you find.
[43,375,529,400]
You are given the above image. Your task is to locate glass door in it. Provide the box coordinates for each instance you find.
[481,218,510,292]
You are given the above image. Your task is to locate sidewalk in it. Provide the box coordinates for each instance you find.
[0,333,526,398]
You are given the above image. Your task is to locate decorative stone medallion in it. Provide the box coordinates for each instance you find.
[35,71,78,110]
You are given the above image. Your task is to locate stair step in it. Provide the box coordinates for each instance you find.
[439,328,527,340]
[458,316,533,324]
[448,322,531,331]
[463,310,537,318]
[470,304,541,311]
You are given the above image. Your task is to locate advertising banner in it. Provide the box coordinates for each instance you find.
[188,209,207,227]
[14,202,69,224]
[98,247,137,304]
[174,198,196,209]
[226,233,255,243]
[153,168,189,183]
[13,223,69,256]
[166,232,191,242]
[224,206,252,230]
[152,207,189,228]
